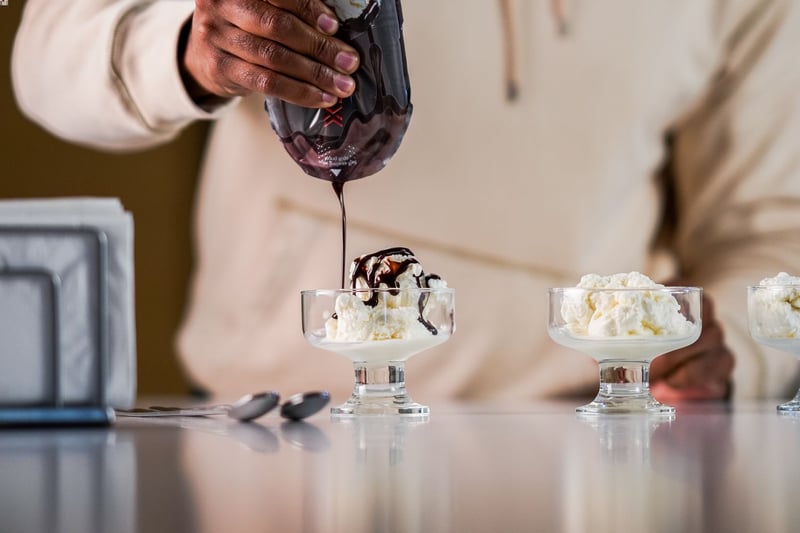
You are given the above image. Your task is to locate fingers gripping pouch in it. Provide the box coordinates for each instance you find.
[265,0,412,183]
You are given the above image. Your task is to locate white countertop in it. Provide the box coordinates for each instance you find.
[1,400,798,533]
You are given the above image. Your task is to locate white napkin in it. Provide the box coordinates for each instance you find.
[0,197,135,408]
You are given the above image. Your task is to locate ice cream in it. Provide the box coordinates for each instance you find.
[561,272,697,338]
[305,248,453,416]
[749,272,800,339]
[325,247,449,342]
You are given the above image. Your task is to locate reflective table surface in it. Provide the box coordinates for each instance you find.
[2,400,799,533]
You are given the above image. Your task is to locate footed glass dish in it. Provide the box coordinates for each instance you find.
[548,287,702,415]
[747,284,800,413]
[302,287,455,416]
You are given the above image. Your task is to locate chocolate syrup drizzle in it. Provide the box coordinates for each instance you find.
[350,247,440,334]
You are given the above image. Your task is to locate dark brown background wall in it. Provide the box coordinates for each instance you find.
[0,2,205,395]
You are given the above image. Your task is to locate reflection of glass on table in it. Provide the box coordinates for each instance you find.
[577,414,673,465]
[320,416,437,532]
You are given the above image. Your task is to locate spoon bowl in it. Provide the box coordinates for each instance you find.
[280,391,331,421]
[228,392,282,421]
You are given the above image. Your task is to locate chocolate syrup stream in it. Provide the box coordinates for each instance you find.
[332,181,347,289]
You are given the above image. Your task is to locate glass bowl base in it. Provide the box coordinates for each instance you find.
[331,395,429,417]
[777,398,800,413]
[577,394,675,415]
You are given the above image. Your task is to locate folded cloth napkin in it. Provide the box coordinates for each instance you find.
[0,198,135,408]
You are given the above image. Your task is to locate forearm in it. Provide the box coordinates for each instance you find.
[11,0,235,152]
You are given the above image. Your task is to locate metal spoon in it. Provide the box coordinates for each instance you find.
[116,390,330,422]
[228,392,282,421]
[115,391,280,422]
[280,391,331,421]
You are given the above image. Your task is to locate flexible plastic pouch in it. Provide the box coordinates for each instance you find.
[265,0,412,183]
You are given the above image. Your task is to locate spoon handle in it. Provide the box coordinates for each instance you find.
[115,405,231,417]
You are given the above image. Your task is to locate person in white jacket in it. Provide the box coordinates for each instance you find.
[11,0,800,403]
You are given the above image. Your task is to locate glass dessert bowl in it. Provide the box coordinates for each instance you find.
[302,287,455,416]
[747,276,800,412]
[548,285,702,415]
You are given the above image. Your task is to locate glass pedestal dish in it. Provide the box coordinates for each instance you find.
[748,284,800,413]
[302,287,455,417]
[548,287,702,415]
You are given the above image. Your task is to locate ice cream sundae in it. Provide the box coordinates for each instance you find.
[301,247,455,416]
[325,247,449,344]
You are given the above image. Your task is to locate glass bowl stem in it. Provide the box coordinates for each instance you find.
[578,360,674,415]
[332,361,429,417]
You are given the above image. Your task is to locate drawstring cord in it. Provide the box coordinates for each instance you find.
[499,0,569,102]
[551,0,570,36]
[498,0,520,101]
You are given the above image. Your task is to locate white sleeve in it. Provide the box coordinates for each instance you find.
[11,0,237,151]
[672,0,800,398]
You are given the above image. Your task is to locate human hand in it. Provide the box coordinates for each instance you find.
[650,284,735,401]
[181,0,360,107]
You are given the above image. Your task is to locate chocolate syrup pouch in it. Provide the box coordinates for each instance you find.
[265,0,412,183]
